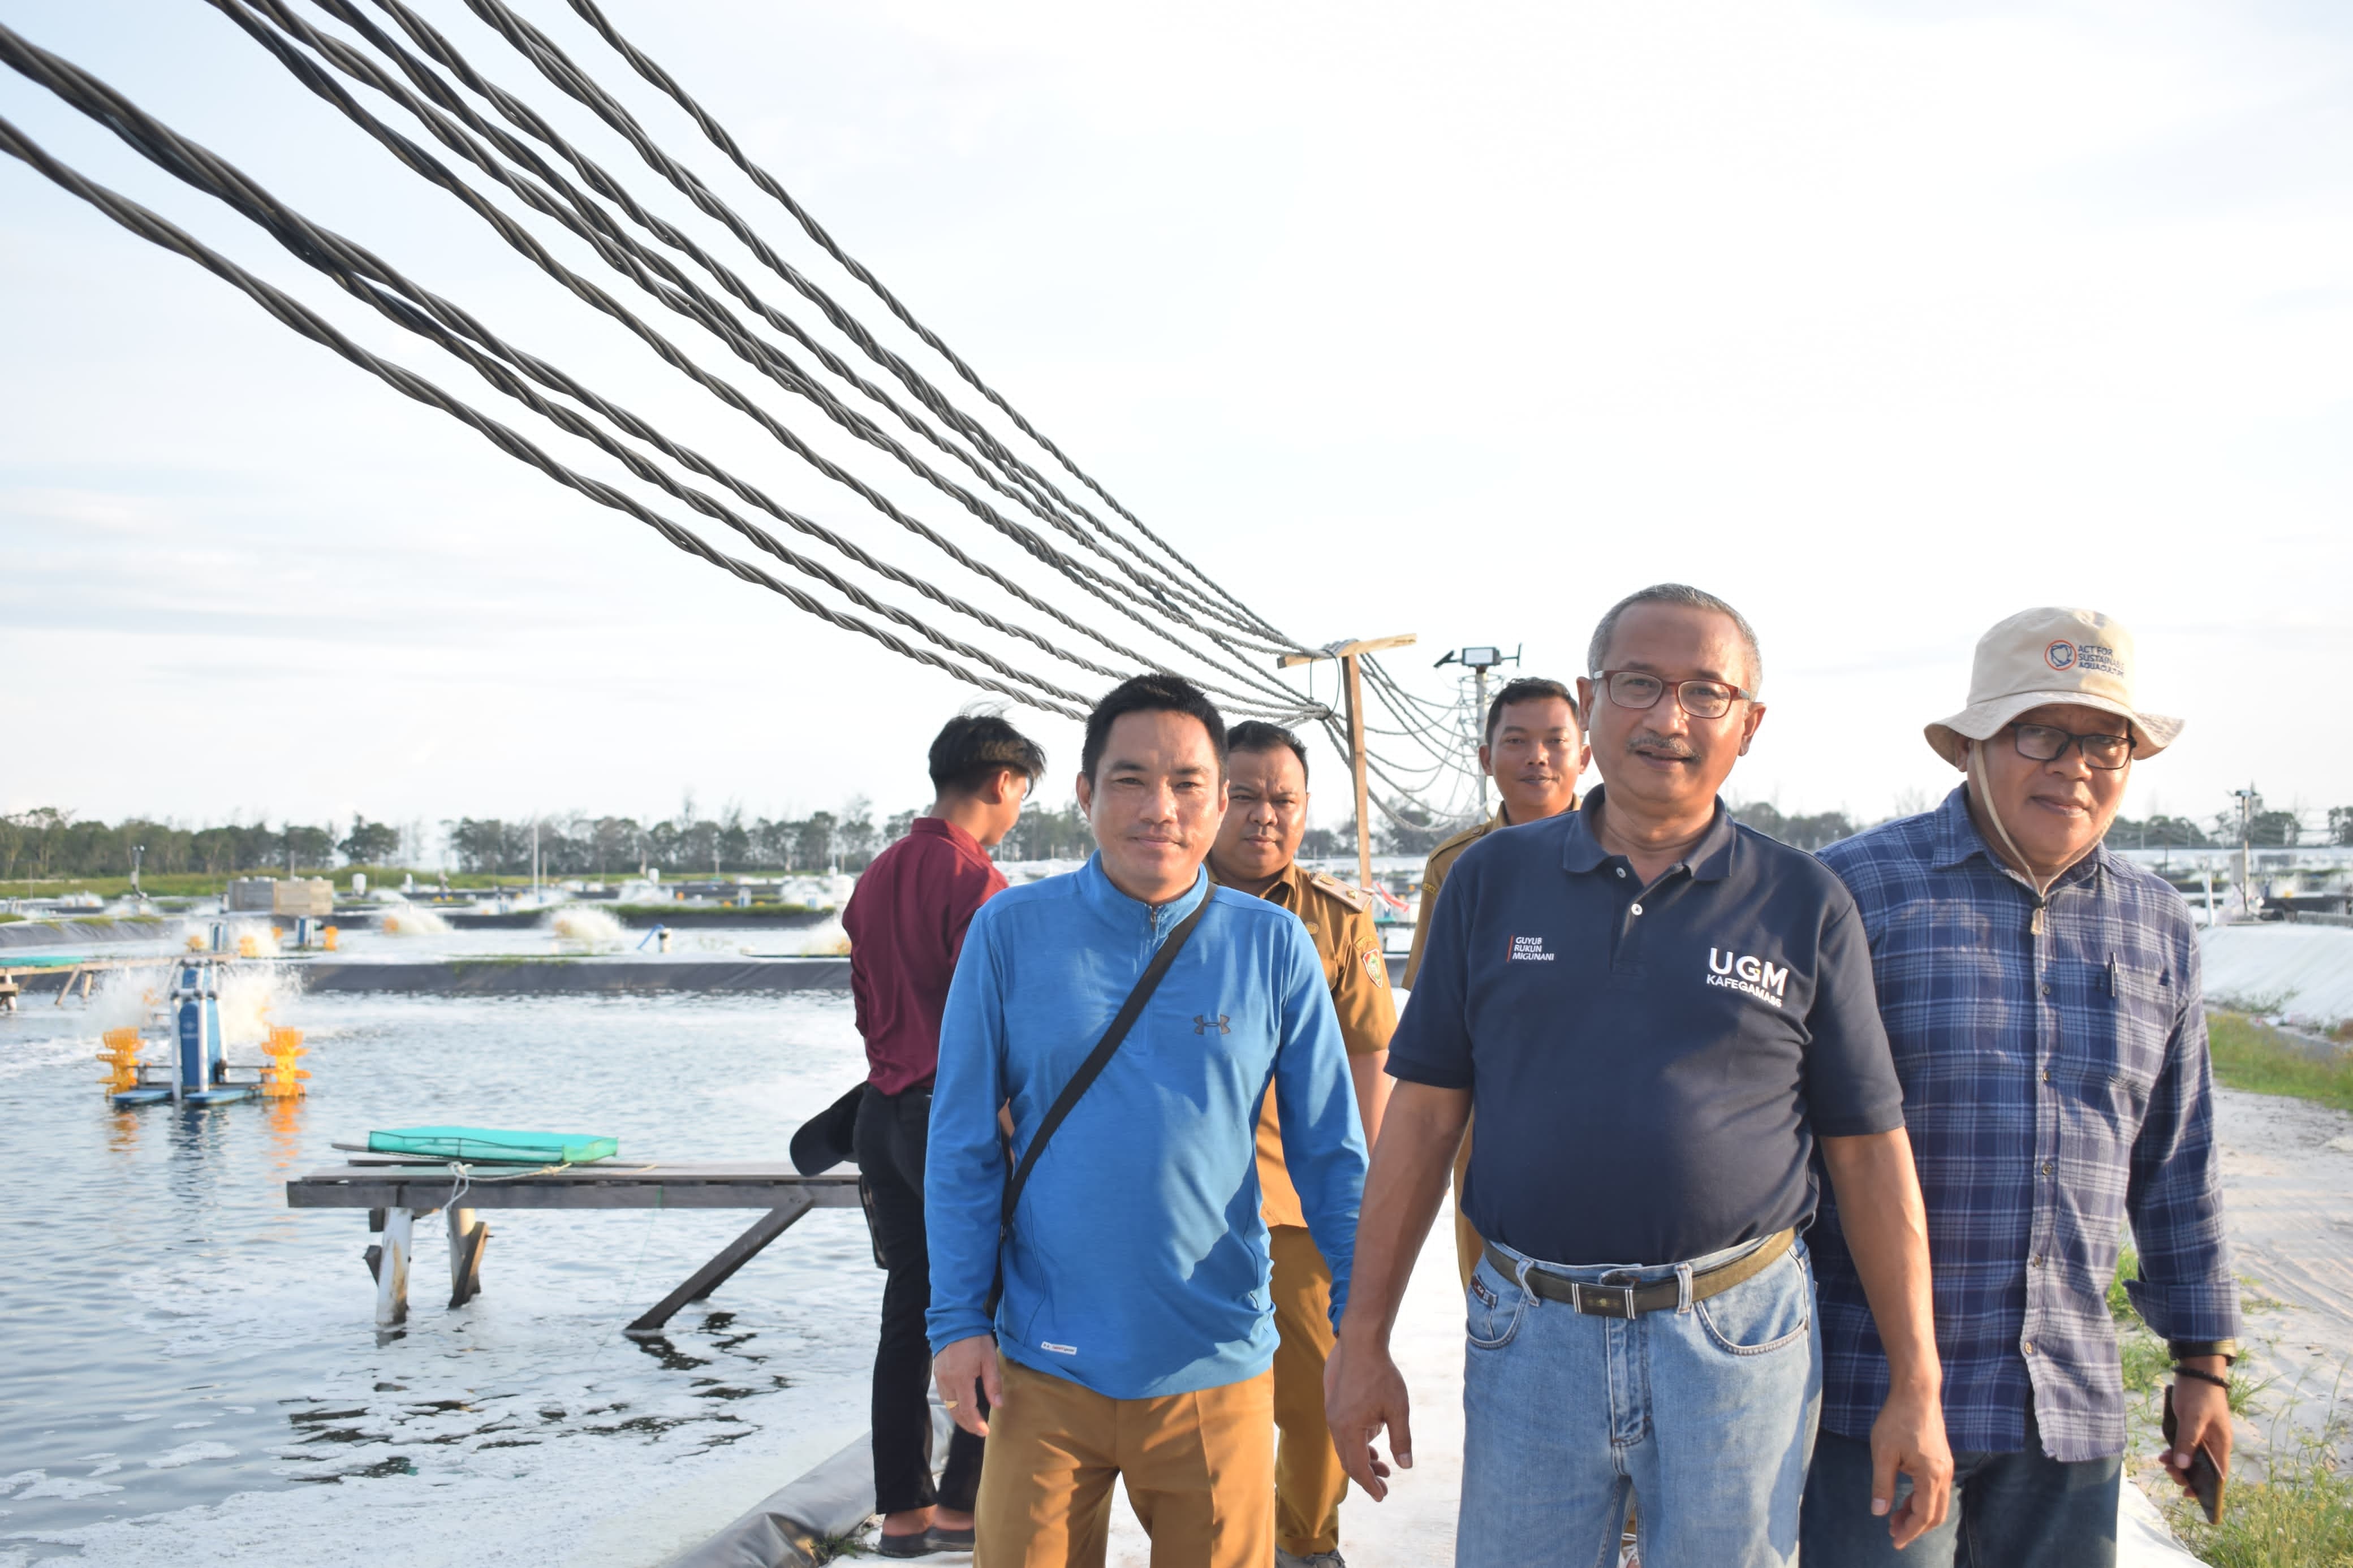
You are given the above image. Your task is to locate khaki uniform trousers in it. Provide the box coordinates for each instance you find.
[976,1358,1275,1568]
[1268,1224,1347,1557]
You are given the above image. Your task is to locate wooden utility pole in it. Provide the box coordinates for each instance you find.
[1277,633,1416,890]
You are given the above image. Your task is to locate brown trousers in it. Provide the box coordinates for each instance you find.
[1268,1224,1348,1556]
[976,1358,1275,1568]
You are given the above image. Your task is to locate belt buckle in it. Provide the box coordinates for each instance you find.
[1579,1275,1639,1319]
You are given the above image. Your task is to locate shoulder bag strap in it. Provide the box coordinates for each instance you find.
[990,892,1212,1302]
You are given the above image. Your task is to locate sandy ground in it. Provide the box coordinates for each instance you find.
[2200,1087,2353,1454]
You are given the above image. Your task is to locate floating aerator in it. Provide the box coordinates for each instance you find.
[97,1027,141,1095]
[262,1026,309,1099]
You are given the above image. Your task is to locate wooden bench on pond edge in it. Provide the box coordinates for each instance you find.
[286,1159,861,1333]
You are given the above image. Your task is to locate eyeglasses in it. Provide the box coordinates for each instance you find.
[2009,723,2132,771]
[1592,669,1755,721]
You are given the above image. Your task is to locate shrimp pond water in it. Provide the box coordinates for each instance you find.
[0,983,885,1567]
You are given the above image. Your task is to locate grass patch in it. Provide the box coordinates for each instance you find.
[2168,1416,2353,1567]
[2209,1012,2353,1116]
[812,1527,875,1562]
[2113,1243,2174,1396]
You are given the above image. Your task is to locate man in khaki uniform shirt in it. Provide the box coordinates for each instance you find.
[1209,721,1394,1568]
[1403,677,1586,1285]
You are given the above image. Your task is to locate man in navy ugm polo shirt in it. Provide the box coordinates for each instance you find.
[1327,584,1951,1568]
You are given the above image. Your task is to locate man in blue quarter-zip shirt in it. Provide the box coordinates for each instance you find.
[928,673,1368,1568]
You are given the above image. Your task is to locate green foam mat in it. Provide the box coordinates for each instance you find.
[367,1126,619,1164]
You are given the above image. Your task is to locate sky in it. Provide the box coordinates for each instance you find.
[3,0,2350,843]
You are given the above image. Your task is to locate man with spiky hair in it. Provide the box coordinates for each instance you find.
[842,710,1044,1558]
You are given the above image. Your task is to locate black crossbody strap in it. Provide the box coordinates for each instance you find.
[1000,893,1212,1240]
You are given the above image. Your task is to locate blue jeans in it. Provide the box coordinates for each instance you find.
[1457,1237,1821,1568]
[1800,1406,2121,1568]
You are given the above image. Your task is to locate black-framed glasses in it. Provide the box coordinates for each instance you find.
[2009,722,2132,771]
[1592,669,1755,721]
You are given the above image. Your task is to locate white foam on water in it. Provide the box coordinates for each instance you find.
[801,916,852,956]
[85,964,167,1034]
[217,962,303,1048]
[11,1474,124,1501]
[147,1442,237,1470]
[379,905,450,937]
[229,919,281,958]
[544,905,625,948]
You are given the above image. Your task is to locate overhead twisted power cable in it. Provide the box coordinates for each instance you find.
[0,26,1117,713]
[217,0,1309,716]
[0,20,1374,748]
[194,2,1329,717]
[269,3,1296,670]
[1363,657,1491,766]
[354,0,1296,661]
[1310,714,1480,835]
[0,102,1084,719]
[290,0,1306,673]
[327,3,1317,718]
[222,5,1327,725]
[549,0,1298,647]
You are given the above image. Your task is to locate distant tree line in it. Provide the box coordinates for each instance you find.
[9,788,2348,885]
[0,796,1104,882]
[1727,802,1866,851]
[2104,795,2351,850]
[438,804,885,877]
[0,807,354,880]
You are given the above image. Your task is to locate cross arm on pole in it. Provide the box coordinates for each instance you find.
[1272,633,1416,891]
[1275,633,1416,670]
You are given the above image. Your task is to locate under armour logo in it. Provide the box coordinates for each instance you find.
[1193,1014,1231,1035]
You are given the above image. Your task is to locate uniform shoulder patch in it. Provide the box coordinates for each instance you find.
[1362,945,1389,986]
[1305,871,1376,913]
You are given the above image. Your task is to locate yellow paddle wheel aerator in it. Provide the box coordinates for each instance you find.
[262,1026,311,1099]
[97,1027,143,1095]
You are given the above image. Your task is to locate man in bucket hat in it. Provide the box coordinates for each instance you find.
[1801,608,2239,1567]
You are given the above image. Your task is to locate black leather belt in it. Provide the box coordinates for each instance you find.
[1483,1229,1796,1319]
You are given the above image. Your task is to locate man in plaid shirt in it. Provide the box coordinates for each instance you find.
[1802,607,2239,1567]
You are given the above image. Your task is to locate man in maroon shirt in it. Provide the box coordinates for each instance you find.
[844,711,1045,1557]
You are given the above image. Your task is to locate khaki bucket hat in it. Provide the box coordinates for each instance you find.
[1925,607,2183,768]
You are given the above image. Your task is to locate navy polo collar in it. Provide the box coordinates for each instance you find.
[1560,785,1738,883]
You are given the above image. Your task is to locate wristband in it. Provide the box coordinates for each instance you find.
[2172,1363,2231,1391]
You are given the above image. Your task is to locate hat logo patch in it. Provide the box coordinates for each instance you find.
[2076,642,2123,676]
[2045,640,2078,671]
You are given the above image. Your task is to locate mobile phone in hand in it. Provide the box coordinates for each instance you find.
[2162,1384,2226,1524]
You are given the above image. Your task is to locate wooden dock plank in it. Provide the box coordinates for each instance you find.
[290,1157,863,1328]
[287,1167,860,1212]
